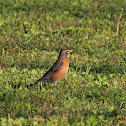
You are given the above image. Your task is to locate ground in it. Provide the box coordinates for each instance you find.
[0,0,126,125]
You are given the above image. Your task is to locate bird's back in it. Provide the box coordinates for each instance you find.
[40,58,64,82]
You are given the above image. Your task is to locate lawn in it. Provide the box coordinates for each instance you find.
[0,0,126,125]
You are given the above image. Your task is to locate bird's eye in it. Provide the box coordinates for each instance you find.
[66,50,69,52]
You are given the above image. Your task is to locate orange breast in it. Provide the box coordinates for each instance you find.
[52,58,69,82]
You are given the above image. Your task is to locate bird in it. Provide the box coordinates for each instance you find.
[29,49,73,87]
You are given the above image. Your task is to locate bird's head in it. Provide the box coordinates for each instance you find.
[58,49,73,59]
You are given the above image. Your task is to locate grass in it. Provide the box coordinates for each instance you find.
[0,0,126,125]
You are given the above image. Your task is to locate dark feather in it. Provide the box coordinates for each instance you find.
[30,59,63,86]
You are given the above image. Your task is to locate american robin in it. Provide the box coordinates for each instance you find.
[29,49,73,87]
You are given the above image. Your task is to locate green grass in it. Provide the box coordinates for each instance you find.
[0,0,126,125]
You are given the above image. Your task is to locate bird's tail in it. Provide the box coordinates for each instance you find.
[27,78,42,88]
[34,78,42,85]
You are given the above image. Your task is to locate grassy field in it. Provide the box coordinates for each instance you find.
[0,0,126,125]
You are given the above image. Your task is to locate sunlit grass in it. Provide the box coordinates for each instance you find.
[0,0,126,125]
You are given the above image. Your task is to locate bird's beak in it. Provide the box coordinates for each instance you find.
[69,50,73,53]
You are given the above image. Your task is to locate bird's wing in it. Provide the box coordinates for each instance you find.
[41,59,63,81]
[29,59,63,86]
